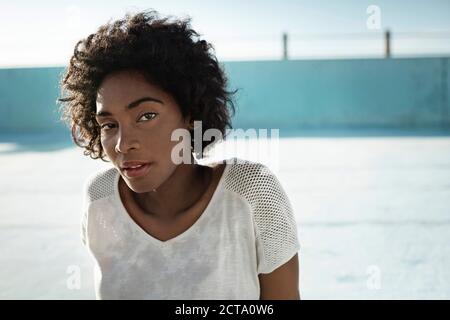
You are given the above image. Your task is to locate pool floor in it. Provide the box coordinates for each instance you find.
[1,134,449,299]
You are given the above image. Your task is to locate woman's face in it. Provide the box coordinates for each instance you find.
[95,69,191,193]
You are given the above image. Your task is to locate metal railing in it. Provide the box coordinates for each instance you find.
[212,30,450,60]
[282,29,450,59]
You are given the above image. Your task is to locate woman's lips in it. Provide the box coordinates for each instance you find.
[122,163,152,178]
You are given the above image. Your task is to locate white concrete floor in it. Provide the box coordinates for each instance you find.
[1,132,450,299]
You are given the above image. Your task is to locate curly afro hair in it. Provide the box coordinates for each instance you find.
[58,9,237,161]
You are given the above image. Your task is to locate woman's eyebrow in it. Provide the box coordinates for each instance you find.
[96,96,163,117]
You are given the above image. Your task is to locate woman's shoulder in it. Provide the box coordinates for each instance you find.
[223,157,281,192]
[220,157,291,210]
[223,158,300,275]
[82,166,119,204]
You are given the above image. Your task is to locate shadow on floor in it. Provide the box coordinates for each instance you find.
[0,131,75,154]
[1,127,450,155]
[277,127,450,138]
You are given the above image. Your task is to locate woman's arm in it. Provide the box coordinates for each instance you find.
[258,253,300,300]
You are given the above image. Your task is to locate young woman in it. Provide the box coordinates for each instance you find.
[59,10,300,300]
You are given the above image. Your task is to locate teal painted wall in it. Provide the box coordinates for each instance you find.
[225,57,450,129]
[0,57,449,134]
[0,67,66,133]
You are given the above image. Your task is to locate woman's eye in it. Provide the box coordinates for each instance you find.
[100,123,116,130]
[138,112,158,122]
[99,113,157,131]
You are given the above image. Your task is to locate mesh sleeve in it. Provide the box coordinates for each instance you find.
[80,166,117,247]
[81,209,88,247]
[252,164,300,274]
[81,177,90,247]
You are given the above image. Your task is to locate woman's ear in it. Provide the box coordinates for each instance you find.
[185,115,194,130]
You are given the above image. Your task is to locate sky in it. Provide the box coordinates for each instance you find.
[0,0,449,67]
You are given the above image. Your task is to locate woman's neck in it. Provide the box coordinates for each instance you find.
[130,158,213,221]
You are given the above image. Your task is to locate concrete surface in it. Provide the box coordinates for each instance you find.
[0,131,449,299]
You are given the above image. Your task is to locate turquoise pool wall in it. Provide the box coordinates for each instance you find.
[0,67,65,133]
[226,57,449,130]
[0,57,449,133]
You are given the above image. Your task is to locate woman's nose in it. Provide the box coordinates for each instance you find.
[114,130,140,154]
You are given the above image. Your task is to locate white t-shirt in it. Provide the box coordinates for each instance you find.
[81,157,300,300]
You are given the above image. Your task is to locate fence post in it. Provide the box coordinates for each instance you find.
[384,29,391,58]
[282,32,288,60]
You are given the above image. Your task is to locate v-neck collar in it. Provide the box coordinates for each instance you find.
[113,161,231,247]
